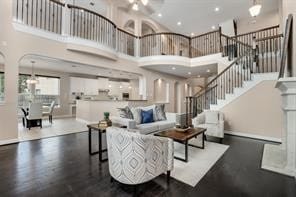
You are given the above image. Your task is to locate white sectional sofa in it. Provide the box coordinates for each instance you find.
[111,112,176,135]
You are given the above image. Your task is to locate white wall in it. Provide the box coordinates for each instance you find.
[236,10,280,35]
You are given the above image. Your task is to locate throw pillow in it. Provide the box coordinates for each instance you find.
[117,106,133,119]
[125,106,134,119]
[130,107,142,124]
[141,109,154,124]
[140,105,157,121]
[155,104,167,121]
[205,111,219,124]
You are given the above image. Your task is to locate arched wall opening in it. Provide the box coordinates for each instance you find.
[142,20,156,36]
[123,19,135,34]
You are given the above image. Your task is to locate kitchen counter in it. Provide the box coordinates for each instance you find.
[76,100,148,123]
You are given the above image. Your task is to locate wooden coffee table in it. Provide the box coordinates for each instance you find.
[155,127,206,162]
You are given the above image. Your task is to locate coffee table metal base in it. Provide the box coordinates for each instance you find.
[174,132,204,162]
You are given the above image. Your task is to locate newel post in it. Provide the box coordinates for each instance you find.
[262,78,296,178]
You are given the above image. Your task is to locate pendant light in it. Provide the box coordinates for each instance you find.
[26,61,39,84]
[249,0,262,17]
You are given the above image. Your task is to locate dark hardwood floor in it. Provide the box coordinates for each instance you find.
[0,132,295,197]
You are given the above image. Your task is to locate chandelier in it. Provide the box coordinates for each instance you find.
[249,0,262,17]
[26,61,39,84]
[128,0,149,11]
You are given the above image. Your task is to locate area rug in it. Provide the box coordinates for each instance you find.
[171,138,229,187]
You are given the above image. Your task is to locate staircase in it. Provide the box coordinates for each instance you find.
[186,15,293,125]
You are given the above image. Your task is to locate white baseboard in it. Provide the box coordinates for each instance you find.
[225,130,282,143]
[0,138,19,146]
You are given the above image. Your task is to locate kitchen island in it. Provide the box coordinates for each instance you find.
[76,100,148,123]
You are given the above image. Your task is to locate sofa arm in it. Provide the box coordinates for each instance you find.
[110,116,136,129]
[192,113,205,127]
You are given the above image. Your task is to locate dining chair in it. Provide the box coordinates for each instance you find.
[27,103,43,130]
[43,101,55,124]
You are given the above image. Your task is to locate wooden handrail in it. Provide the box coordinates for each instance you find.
[117,28,138,38]
[221,34,252,48]
[255,34,283,42]
[67,4,116,27]
[234,25,280,38]
[192,48,252,97]
[49,0,65,6]
[191,30,220,39]
[193,84,218,98]
[140,32,190,39]
[279,14,293,79]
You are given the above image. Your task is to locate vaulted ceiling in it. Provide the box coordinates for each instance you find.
[150,0,279,35]
[72,0,279,36]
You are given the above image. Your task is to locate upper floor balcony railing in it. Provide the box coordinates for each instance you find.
[15,0,65,34]
[13,0,282,60]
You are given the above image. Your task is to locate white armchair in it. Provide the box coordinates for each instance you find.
[192,110,224,143]
[106,127,174,185]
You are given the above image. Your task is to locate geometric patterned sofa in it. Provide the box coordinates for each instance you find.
[106,127,174,185]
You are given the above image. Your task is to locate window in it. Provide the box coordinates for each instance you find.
[35,76,60,95]
[18,74,60,107]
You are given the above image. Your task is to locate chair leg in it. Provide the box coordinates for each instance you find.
[220,138,223,144]
[22,118,25,127]
[204,135,207,141]
[110,177,114,183]
[40,119,42,128]
[167,171,171,185]
[133,185,138,197]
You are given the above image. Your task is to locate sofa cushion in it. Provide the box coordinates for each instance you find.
[157,120,175,131]
[136,123,159,135]
[130,107,142,124]
[155,104,167,121]
[205,111,219,124]
[141,109,154,124]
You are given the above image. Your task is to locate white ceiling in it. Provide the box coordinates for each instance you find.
[70,0,279,36]
[144,63,218,78]
[19,55,141,80]
[149,0,279,35]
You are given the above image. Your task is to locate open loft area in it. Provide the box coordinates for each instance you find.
[0,0,296,196]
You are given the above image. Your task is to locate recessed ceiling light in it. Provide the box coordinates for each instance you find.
[172,67,176,70]
[188,72,192,75]
[215,7,220,12]
[197,75,201,78]
[108,84,112,88]
[158,13,162,17]
[177,21,182,26]
[211,26,216,30]
[80,9,84,13]
[207,69,211,73]
[191,33,195,36]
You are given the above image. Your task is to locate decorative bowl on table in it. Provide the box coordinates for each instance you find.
[175,125,190,132]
